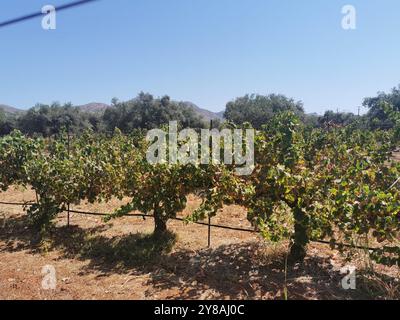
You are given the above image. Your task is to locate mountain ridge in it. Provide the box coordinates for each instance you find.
[0,102,224,121]
[0,104,24,114]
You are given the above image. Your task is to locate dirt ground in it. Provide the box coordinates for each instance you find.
[0,187,399,300]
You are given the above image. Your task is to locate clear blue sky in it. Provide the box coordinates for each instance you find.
[1,0,399,114]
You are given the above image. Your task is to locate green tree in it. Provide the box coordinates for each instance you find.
[17,103,93,136]
[318,110,357,127]
[363,85,400,129]
[0,108,16,135]
[224,94,304,129]
[102,93,206,133]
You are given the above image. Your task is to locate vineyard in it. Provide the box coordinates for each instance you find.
[0,111,399,299]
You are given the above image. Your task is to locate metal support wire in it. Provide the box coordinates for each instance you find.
[0,200,397,252]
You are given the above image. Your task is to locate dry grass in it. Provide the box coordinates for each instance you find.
[0,187,399,300]
[393,151,400,162]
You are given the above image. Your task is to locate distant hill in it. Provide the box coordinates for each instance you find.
[76,101,224,122]
[0,103,111,114]
[216,111,225,118]
[1,101,224,122]
[77,103,110,114]
[0,104,24,114]
[181,102,224,122]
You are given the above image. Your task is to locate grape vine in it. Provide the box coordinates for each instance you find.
[0,113,399,265]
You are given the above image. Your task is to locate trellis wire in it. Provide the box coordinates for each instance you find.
[0,200,396,253]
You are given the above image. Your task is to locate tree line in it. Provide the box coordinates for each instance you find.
[1,85,400,136]
[0,93,206,136]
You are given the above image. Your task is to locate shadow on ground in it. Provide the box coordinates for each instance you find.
[1,213,397,300]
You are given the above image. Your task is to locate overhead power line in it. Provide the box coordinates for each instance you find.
[0,0,100,29]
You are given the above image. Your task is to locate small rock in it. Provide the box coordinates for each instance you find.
[62,277,70,283]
